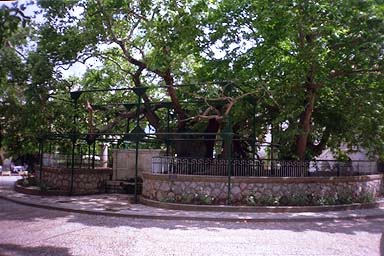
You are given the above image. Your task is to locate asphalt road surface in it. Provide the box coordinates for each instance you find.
[0,198,383,256]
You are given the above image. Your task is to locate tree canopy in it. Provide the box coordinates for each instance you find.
[0,0,383,161]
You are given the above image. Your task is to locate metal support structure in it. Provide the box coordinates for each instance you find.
[252,104,256,158]
[132,87,147,203]
[88,144,91,168]
[38,138,44,181]
[69,93,81,195]
[92,141,96,170]
[166,104,170,156]
[70,139,76,194]
[270,123,274,175]
[79,144,83,168]
[125,119,130,149]
[36,82,279,201]
[222,116,233,205]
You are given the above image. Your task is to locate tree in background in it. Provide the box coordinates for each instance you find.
[201,0,384,159]
[0,3,72,164]
[1,0,383,161]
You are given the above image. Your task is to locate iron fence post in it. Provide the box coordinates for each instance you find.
[92,141,96,170]
[69,91,81,195]
[132,87,147,203]
[166,104,170,156]
[252,103,256,158]
[70,138,76,195]
[38,136,44,181]
[222,116,233,205]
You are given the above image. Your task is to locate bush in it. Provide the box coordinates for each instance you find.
[244,190,375,206]
[20,176,50,192]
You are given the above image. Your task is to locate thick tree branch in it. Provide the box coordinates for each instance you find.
[88,103,164,136]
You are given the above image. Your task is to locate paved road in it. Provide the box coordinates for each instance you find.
[0,176,20,187]
[0,199,383,256]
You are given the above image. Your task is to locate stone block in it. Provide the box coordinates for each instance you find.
[112,149,161,180]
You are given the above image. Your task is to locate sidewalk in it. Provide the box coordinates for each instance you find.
[1,177,384,222]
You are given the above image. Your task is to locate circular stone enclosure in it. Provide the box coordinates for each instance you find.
[35,167,113,195]
[142,173,383,205]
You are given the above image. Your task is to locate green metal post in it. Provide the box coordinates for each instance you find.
[69,91,82,195]
[38,138,44,181]
[270,123,274,175]
[70,98,78,195]
[166,104,170,156]
[92,141,96,170]
[88,144,91,168]
[223,116,233,205]
[132,87,147,203]
[134,99,141,203]
[252,104,256,159]
[79,144,82,169]
[126,119,130,149]
[70,139,76,195]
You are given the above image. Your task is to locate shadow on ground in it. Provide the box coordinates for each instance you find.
[381,233,384,256]
[2,197,384,236]
[0,243,72,256]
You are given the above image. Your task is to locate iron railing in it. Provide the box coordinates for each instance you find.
[42,153,109,169]
[151,156,379,177]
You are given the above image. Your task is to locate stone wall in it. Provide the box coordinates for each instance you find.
[142,173,383,205]
[112,149,162,180]
[38,167,113,195]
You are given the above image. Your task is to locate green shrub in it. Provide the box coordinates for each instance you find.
[356,191,375,203]
[20,176,50,192]
[243,190,375,207]
[160,197,176,203]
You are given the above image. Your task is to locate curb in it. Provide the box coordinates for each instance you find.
[1,193,384,222]
[140,196,384,213]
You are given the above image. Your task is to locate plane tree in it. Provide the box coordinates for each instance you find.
[200,0,384,159]
[35,0,384,160]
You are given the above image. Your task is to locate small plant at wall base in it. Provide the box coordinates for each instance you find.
[159,197,177,203]
[195,193,216,205]
[161,193,216,205]
[245,194,276,206]
[244,191,375,206]
[19,176,52,192]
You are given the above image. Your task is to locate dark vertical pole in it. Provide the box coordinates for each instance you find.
[92,141,96,170]
[223,116,233,205]
[70,138,76,194]
[252,104,256,159]
[66,153,69,168]
[166,104,170,156]
[79,145,83,169]
[270,123,274,175]
[69,91,81,196]
[70,98,78,195]
[132,87,147,204]
[88,144,91,168]
[38,138,44,181]
[134,97,141,204]
[126,118,130,150]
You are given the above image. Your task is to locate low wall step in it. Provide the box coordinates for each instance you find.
[106,180,142,194]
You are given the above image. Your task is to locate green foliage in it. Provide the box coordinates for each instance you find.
[199,0,384,159]
[244,190,375,206]
[21,175,50,192]
[1,0,383,161]
[161,192,217,205]
[0,3,74,161]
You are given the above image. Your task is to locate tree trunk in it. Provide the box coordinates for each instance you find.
[163,70,187,129]
[296,89,316,160]
[203,119,220,158]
